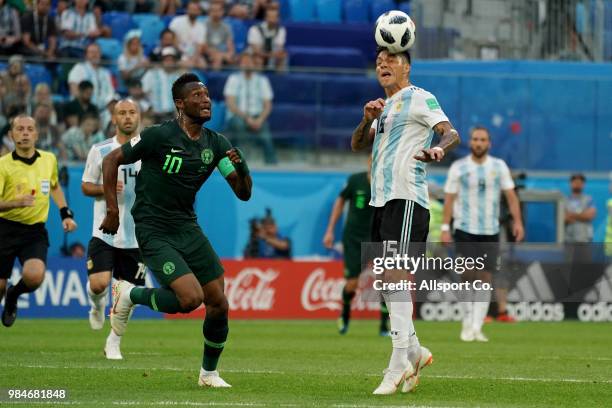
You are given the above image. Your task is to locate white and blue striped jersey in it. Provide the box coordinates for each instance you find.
[370,86,449,209]
[444,155,515,235]
[82,137,141,249]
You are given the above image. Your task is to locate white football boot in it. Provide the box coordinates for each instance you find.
[372,362,414,395]
[474,331,489,342]
[402,346,433,393]
[460,327,475,342]
[104,333,123,360]
[198,370,232,388]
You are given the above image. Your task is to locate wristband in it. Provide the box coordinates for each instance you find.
[233,147,250,176]
[441,224,450,232]
[60,207,74,220]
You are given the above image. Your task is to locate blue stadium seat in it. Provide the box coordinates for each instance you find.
[344,0,369,23]
[102,11,136,41]
[606,0,612,30]
[202,71,230,101]
[139,19,166,49]
[96,38,123,62]
[289,0,317,22]
[267,72,321,104]
[268,103,318,146]
[161,15,174,28]
[370,0,394,22]
[604,31,612,60]
[317,106,362,148]
[225,18,248,53]
[207,100,226,132]
[278,0,291,21]
[25,64,52,89]
[287,46,367,69]
[315,0,342,23]
[132,13,161,28]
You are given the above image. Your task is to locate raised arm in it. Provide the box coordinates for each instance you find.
[224,148,252,201]
[415,121,461,163]
[351,98,385,152]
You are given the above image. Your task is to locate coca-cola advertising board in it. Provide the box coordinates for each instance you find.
[166,260,381,319]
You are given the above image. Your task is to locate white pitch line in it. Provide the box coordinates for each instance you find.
[4,364,612,385]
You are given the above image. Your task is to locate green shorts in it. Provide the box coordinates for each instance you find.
[342,233,366,279]
[135,224,224,287]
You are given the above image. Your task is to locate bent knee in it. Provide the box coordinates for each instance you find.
[179,293,204,312]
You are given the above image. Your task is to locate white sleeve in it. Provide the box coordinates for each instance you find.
[60,10,73,31]
[169,17,180,33]
[100,69,115,106]
[499,160,515,190]
[274,27,286,48]
[261,76,273,100]
[141,71,153,94]
[68,64,85,85]
[223,75,238,97]
[444,162,460,194]
[371,119,378,130]
[82,146,102,183]
[86,13,98,33]
[414,91,449,129]
[117,54,128,71]
[247,26,262,46]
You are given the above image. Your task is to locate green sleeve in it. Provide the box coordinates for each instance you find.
[339,175,353,199]
[216,133,236,178]
[121,127,158,163]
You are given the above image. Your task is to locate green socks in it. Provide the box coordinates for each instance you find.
[130,287,183,314]
[202,315,229,371]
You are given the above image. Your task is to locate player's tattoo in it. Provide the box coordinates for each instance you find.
[433,121,461,153]
[351,118,375,151]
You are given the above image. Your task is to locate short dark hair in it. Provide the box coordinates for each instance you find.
[470,126,490,139]
[79,80,94,91]
[172,73,202,101]
[376,46,411,65]
[81,112,99,124]
[160,28,174,39]
[570,173,586,182]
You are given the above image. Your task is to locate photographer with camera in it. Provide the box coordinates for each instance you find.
[244,209,291,259]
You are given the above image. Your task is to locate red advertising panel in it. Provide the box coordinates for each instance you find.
[166,260,380,319]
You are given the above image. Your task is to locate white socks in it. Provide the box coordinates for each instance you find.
[107,328,122,344]
[462,288,491,333]
[87,281,108,309]
[383,290,419,371]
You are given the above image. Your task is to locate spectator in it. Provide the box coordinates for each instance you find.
[118,30,149,83]
[33,103,63,157]
[224,52,276,164]
[227,0,268,20]
[168,0,207,69]
[244,210,291,259]
[203,1,235,70]
[63,80,99,128]
[69,242,86,259]
[99,95,120,138]
[61,112,103,161]
[68,43,115,110]
[0,0,22,55]
[55,0,69,30]
[31,83,59,126]
[247,5,287,71]
[126,79,152,114]
[149,28,180,63]
[141,47,184,121]
[20,0,57,59]
[91,2,113,39]
[59,0,101,58]
[157,0,182,15]
[2,74,31,117]
[0,55,25,96]
[565,173,596,243]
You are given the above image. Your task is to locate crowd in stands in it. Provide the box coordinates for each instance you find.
[0,0,288,163]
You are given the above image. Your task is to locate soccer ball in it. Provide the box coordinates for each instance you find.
[374,10,416,53]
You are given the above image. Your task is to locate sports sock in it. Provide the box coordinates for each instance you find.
[129,287,182,314]
[202,315,229,371]
[472,289,492,332]
[341,288,355,325]
[383,290,417,371]
[380,301,390,331]
[107,328,121,345]
[87,281,108,308]
[6,279,35,303]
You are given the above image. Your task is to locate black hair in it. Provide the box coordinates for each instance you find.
[470,125,490,139]
[78,80,94,91]
[570,173,586,182]
[172,73,202,101]
[126,79,142,88]
[160,28,174,39]
[80,112,99,124]
[376,46,411,65]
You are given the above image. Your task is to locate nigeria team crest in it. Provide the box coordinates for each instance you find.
[201,149,214,164]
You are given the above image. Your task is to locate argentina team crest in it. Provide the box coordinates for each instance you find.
[201,148,214,165]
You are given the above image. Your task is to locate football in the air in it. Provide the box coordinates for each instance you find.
[374,10,416,53]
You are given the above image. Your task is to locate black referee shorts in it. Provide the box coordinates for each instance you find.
[0,217,49,280]
[371,199,430,256]
[86,237,146,285]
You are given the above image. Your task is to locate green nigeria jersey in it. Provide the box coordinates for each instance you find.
[340,171,373,240]
[121,119,236,230]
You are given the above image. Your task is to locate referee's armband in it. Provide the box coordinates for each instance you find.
[60,207,74,220]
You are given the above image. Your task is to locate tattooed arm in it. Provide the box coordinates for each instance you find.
[414,121,461,163]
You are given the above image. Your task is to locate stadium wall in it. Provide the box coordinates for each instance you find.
[47,166,611,258]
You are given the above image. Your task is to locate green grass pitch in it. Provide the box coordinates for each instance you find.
[1,319,611,407]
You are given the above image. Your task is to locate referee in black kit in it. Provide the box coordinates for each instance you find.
[0,115,78,327]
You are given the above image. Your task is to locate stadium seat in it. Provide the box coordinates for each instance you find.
[139,19,166,49]
[96,38,123,62]
[132,13,161,28]
[315,0,342,23]
[225,18,248,53]
[102,11,136,41]
[207,100,226,132]
[278,0,291,21]
[267,72,321,104]
[268,103,318,146]
[24,64,52,89]
[287,46,367,69]
[288,0,317,22]
[343,0,369,23]
[317,106,362,148]
[370,0,395,22]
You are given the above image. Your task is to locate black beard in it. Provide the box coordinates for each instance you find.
[471,149,488,158]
